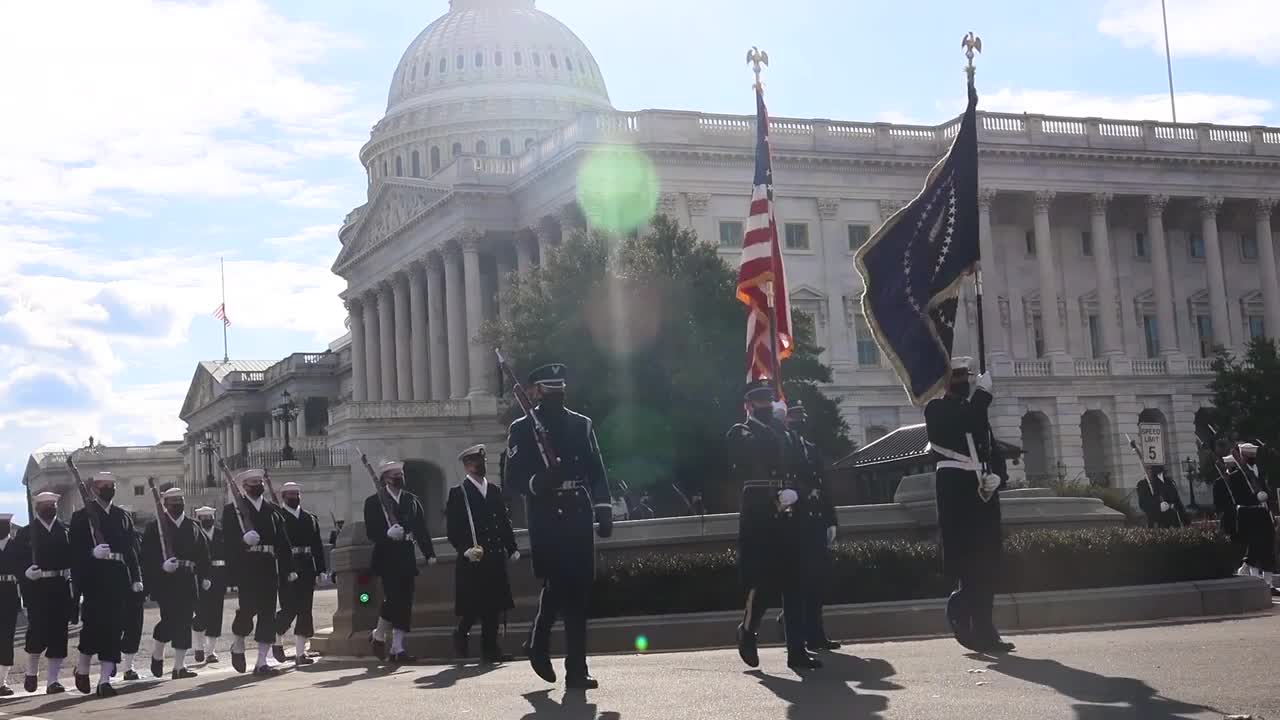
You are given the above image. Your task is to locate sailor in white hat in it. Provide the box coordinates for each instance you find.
[191,505,226,664]
[270,481,328,667]
[70,471,143,699]
[142,487,208,681]
[16,491,72,695]
[1214,444,1278,594]
[364,459,437,663]
[0,512,21,696]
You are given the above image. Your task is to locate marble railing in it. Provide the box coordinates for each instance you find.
[262,352,339,384]
[34,445,183,469]
[327,399,474,423]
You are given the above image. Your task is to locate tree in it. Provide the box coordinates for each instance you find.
[485,214,852,512]
[1204,338,1280,479]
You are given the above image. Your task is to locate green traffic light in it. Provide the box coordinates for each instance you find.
[358,592,371,605]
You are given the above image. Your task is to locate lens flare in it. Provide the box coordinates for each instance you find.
[358,592,371,605]
[634,635,649,652]
[575,146,659,235]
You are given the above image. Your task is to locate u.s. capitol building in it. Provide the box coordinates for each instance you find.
[26,0,1280,523]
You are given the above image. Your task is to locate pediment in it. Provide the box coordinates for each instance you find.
[789,284,826,302]
[332,181,451,273]
[179,366,218,420]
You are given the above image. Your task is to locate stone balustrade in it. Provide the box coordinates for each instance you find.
[327,399,475,424]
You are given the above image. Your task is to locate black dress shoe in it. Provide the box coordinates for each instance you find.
[252,665,280,677]
[272,645,287,664]
[194,650,205,663]
[75,672,91,694]
[231,652,247,674]
[46,682,65,695]
[23,675,37,693]
[529,650,556,683]
[295,655,315,667]
[205,653,220,665]
[389,652,417,665]
[737,624,760,668]
[787,654,824,671]
[172,668,198,679]
[151,657,164,679]
[0,685,13,697]
[123,670,140,681]
[370,637,387,661]
[807,639,841,651]
[565,675,599,690]
[95,683,117,698]
[453,629,469,658]
[482,652,514,665]
[110,666,117,678]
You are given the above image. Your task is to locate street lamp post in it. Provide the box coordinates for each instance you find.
[199,433,220,487]
[1182,456,1200,512]
[274,390,300,463]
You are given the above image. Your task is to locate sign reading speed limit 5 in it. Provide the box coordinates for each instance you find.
[1138,423,1164,466]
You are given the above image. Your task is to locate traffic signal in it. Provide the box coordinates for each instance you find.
[356,573,372,605]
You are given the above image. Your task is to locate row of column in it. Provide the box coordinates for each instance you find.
[348,225,556,403]
[979,192,1279,360]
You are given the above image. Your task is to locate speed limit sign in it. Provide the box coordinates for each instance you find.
[1138,423,1164,466]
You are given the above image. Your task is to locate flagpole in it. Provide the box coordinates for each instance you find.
[749,47,784,399]
[963,32,987,377]
[1160,0,1178,123]
[220,257,229,363]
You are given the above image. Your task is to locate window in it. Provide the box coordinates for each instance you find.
[475,52,484,68]
[532,52,541,67]
[430,146,441,172]
[514,51,523,66]
[783,223,810,251]
[1032,314,1045,358]
[525,138,535,150]
[455,54,464,70]
[1135,231,1148,258]
[409,63,416,81]
[1189,232,1205,259]
[1143,315,1159,358]
[1025,230,1036,256]
[718,221,744,248]
[565,57,574,71]
[476,140,487,155]
[1195,315,1213,358]
[424,58,430,77]
[411,151,421,178]
[439,58,447,73]
[549,54,559,69]
[855,315,880,367]
[1088,314,1102,359]
[1242,234,1259,260]
[495,51,503,66]
[133,485,145,497]
[452,142,463,159]
[381,159,387,177]
[847,224,870,252]
[500,139,512,156]
[394,156,403,177]
[1249,315,1266,340]
[1081,230,1093,257]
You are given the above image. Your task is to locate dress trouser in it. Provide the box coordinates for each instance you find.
[153,574,198,650]
[78,563,129,663]
[193,580,226,638]
[25,578,71,659]
[528,577,589,678]
[0,586,19,666]
[276,574,316,638]
[745,583,806,657]
[231,557,279,644]
[379,573,415,632]
[120,587,145,655]
[458,611,500,656]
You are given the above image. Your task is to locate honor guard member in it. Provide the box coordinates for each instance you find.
[506,363,613,690]
[785,401,841,652]
[142,487,211,680]
[926,357,1013,654]
[0,513,23,696]
[364,459,438,663]
[15,492,74,694]
[447,444,520,664]
[117,518,146,681]
[222,468,296,675]
[1136,466,1189,528]
[273,482,328,667]
[70,472,142,698]
[192,506,227,664]
[1214,445,1278,594]
[729,380,816,671]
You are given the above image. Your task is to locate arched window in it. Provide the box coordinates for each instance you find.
[549,54,559,69]
[495,51,503,66]
[382,159,388,177]
[474,51,484,68]
[455,54,464,70]
[430,146,441,172]
[409,63,417,81]
[532,52,541,67]
[514,51,523,66]
[394,156,403,177]
[452,142,463,159]
[411,150,421,177]
[500,139,512,156]
[439,58,447,73]
[565,57,574,71]
[525,138,535,150]
[475,140,487,155]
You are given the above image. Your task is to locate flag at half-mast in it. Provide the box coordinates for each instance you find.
[735,83,792,387]
[213,303,230,327]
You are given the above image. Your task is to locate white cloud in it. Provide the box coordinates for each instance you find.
[1098,0,1280,64]
[977,89,1275,126]
[266,224,341,247]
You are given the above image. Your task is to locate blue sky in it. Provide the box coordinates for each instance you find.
[0,0,1275,515]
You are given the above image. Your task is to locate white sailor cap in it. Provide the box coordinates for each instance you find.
[233,468,265,485]
[34,491,60,504]
[194,506,217,518]
[162,488,184,499]
[93,471,116,485]
[281,482,302,494]
[950,356,976,373]
[1222,455,1240,467]
[457,444,486,462]
[0,513,12,521]
[1239,443,1259,457]
[376,460,404,477]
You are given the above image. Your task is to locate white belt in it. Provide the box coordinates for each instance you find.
[247,546,275,556]
[291,547,312,556]
[210,560,227,567]
[0,575,16,582]
[96,552,126,563]
[929,433,983,475]
[174,560,197,569]
[36,570,71,579]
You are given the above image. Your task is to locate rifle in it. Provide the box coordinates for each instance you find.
[494,349,558,472]
[213,452,255,535]
[24,479,38,566]
[1125,433,1183,528]
[262,470,296,549]
[356,449,400,527]
[146,477,174,561]
[64,456,107,546]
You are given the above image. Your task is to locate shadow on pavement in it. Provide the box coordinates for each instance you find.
[414,663,501,689]
[308,659,404,689]
[748,650,896,720]
[985,655,1222,720]
[517,688,621,720]
[120,671,265,710]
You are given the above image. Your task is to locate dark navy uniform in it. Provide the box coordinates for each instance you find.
[0,519,24,693]
[192,512,228,661]
[1214,453,1277,578]
[222,476,295,669]
[275,502,327,645]
[14,510,75,693]
[119,524,146,678]
[1136,470,1189,528]
[363,464,436,662]
[506,362,611,688]
[787,403,840,651]
[142,509,211,675]
[70,501,141,671]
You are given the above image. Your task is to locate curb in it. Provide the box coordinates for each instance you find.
[312,576,1272,660]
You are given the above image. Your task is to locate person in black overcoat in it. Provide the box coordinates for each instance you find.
[142,487,211,680]
[0,513,23,696]
[14,492,75,695]
[1214,445,1278,595]
[272,481,329,666]
[1135,466,1189,528]
[192,506,227,664]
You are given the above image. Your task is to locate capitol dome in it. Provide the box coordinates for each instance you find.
[360,0,613,186]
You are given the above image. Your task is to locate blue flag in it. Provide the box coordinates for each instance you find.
[854,84,980,406]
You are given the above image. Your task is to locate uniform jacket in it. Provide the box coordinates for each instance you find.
[141,514,211,599]
[0,531,25,608]
[13,519,74,612]
[279,507,327,579]
[70,503,142,589]
[727,413,797,587]
[363,489,435,577]
[222,497,294,585]
[199,525,228,588]
[446,478,518,616]
[1214,465,1277,538]
[1136,473,1189,528]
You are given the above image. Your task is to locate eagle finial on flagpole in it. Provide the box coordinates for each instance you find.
[961,32,982,82]
[746,46,769,91]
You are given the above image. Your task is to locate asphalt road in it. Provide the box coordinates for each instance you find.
[2,600,1276,720]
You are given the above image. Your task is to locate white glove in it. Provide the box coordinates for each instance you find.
[982,473,1002,493]
[201,578,212,591]
[1258,491,1269,503]
[24,565,41,581]
[427,557,438,566]
[509,550,521,562]
[287,572,299,582]
[1159,501,1172,513]
[242,530,260,547]
[386,524,405,541]
[778,489,799,508]
[92,544,112,560]
[463,547,483,562]
[825,526,837,547]
[318,572,330,586]
[162,557,180,574]
[975,372,993,393]
[132,581,144,593]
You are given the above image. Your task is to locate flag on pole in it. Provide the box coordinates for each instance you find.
[735,83,792,389]
[853,80,981,406]
[213,303,230,327]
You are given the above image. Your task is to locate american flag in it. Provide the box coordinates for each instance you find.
[213,303,230,327]
[735,85,792,389]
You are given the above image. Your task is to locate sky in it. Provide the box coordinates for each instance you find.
[0,0,1276,515]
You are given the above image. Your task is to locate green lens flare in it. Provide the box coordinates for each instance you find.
[576,146,659,235]
[358,592,371,604]
[634,635,649,652]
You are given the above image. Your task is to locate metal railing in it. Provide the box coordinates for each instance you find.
[224,447,352,471]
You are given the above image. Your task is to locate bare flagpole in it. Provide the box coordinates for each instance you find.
[221,257,229,362]
[1161,0,1178,123]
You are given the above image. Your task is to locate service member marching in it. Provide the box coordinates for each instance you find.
[192,506,227,664]
[15,492,74,694]
[0,513,24,696]
[222,468,296,676]
[1214,443,1279,595]
[142,487,211,680]
[506,362,613,690]
[1136,465,1189,529]
[364,459,437,663]
[447,444,520,664]
[926,357,1013,654]
[786,401,841,653]
[119,521,147,681]
[70,472,143,698]
[273,482,329,667]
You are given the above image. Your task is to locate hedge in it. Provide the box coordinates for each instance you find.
[588,528,1241,618]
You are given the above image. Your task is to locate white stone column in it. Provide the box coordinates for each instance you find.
[1146,195,1180,358]
[977,189,1008,363]
[535,220,559,267]
[444,243,469,399]
[232,415,243,457]
[222,423,232,457]
[496,248,514,324]
[294,403,306,439]
[462,235,491,398]
[362,292,382,402]
[347,299,367,402]
[515,233,535,277]
[392,272,413,401]
[378,281,397,402]
[1088,193,1122,356]
[427,253,449,401]
[409,262,430,401]
[1256,199,1280,337]
[1200,196,1231,350]
[1032,191,1066,357]
[814,198,849,364]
